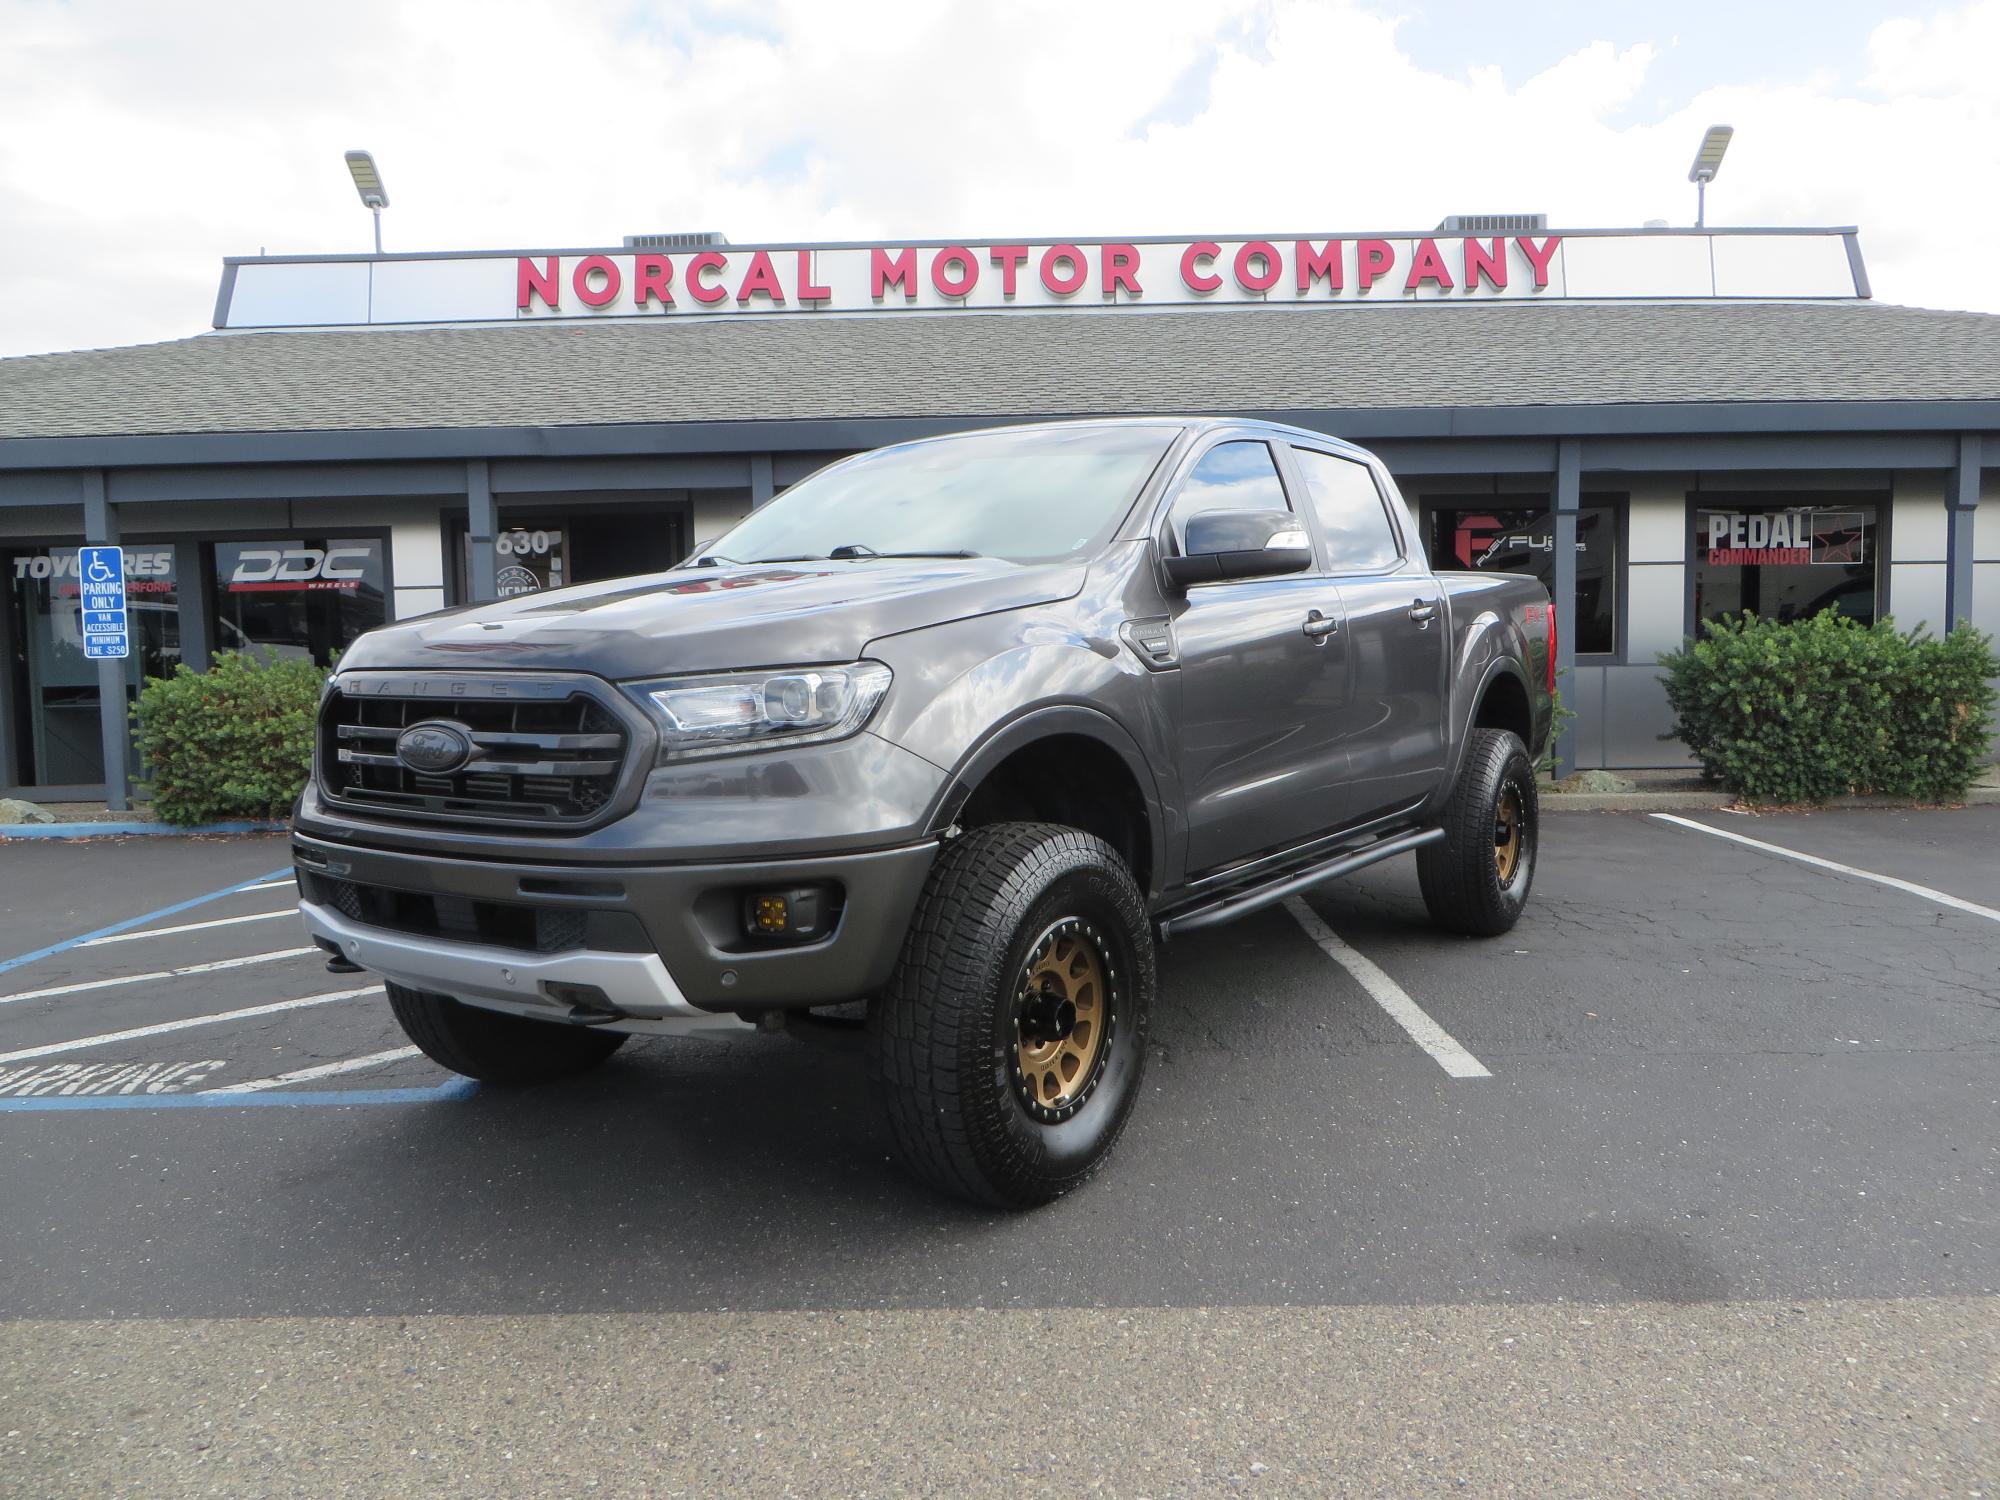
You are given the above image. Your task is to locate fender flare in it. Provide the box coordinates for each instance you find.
[1435,657,1539,811]
[926,704,1171,897]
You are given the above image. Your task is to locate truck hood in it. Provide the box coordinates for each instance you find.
[337,556,1086,679]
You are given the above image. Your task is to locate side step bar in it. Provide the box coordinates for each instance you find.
[1157,827,1446,938]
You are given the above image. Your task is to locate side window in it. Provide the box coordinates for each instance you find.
[1290,448,1402,571]
[1167,441,1291,550]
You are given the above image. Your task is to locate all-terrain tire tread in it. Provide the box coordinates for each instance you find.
[1417,728,1536,937]
[386,981,626,1084]
[867,822,1151,1207]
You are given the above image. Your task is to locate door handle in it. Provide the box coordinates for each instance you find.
[1409,599,1438,624]
[1303,609,1338,641]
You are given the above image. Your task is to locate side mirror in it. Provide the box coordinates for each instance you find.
[1163,508,1314,587]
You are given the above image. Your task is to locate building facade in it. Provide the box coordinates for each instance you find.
[2,226,1996,805]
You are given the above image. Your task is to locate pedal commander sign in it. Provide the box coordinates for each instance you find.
[215,229,1867,328]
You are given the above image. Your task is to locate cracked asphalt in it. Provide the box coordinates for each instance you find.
[0,808,1994,1497]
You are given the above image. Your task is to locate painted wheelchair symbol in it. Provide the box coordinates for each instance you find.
[86,554,117,583]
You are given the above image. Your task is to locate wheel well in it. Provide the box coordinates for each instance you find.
[954,734,1152,893]
[1473,671,1534,751]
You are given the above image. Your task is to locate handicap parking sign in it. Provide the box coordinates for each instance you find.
[77,546,129,660]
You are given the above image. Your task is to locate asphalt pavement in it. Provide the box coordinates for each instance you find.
[0,809,1994,1497]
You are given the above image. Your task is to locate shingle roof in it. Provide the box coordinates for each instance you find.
[2,300,1997,441]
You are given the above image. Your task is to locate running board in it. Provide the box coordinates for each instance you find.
[1157,827,1446,938]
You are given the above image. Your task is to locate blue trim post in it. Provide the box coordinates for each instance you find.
[750,453,775,507]
[1944,434,1981,630]
[82,470,129,812]
[466,459,499,603]
[1553,437,1581,777]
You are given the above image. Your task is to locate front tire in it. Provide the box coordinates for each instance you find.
[1417,727,1539,936]
[868,823,1154,1209]
[386,982,627,1085]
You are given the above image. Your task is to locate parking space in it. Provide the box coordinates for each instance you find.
[0,812,1993,1492]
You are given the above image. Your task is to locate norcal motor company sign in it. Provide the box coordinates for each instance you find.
[215,229,1866,328]
[514,236,1563,316]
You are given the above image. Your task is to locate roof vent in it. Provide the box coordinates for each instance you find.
[1433,214,1548,235]
[623,231,730,250]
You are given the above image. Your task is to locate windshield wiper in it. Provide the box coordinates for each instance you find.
[826,544,981,560]
[689,553,736,568]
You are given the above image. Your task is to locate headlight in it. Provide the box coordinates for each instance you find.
[634,662,892,759]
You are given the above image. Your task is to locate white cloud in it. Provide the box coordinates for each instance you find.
[0,0,1995,357]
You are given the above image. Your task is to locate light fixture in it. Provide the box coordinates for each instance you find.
[1687,125,1733,228]
[344,150,389,253]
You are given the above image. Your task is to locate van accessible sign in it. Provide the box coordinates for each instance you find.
[216,229,1867,329]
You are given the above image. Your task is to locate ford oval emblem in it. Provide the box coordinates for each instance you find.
[395,721,473,775]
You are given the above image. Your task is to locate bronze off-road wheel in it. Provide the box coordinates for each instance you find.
[1417,727,1539,937]
[868,823,1155,1209]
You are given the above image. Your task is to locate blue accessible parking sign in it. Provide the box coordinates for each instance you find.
[78,545,129,659]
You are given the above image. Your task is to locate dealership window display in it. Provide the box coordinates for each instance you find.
[1690,502,1880,629]
[209,536,386,665]
[1423,502,1619,655]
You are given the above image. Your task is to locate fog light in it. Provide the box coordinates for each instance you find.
[741,884,835,945]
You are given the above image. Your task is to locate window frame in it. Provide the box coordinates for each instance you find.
[1281,444,1411,577]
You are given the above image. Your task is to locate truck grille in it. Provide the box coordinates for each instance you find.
[319,675,634,829]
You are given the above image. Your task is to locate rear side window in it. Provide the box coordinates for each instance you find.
[1290,447,1402,571]
[1167,441,1291,549]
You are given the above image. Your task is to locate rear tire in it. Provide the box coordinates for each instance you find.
[386,982,627,1085]
[868,822,1154,1209]
[1418,728,1538,937]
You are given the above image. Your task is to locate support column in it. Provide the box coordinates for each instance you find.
[1552,438,1581,778]
[750,453,776,508]
[174,541,213,674]
[82,471,129,812]
[1944,433,1981,630]
[466,459,499,603]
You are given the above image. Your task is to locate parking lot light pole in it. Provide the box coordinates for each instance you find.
[1688,125,1733,228]
[344,150,389,254]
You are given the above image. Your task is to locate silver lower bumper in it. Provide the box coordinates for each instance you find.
[300,899,715,1023]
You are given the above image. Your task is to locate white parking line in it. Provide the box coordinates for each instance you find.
[237,879,296,893]
[206,1045,422,1094]
[0,985,381,1065]
[0,948,317,1006]
[1282,897,1492,1079]
[82,908,300,946]
[1651,814,2000,924]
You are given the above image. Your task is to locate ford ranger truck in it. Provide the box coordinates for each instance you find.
[294,418,1553,1208]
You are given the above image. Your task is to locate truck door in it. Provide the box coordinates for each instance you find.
[1285,446,1446,823]
[1168,439,1353,874]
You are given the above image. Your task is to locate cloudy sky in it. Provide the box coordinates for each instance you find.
[2,0,1995,358]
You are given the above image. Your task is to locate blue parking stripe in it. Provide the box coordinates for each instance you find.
[0,866,294,978]
[0,1077,478,1112]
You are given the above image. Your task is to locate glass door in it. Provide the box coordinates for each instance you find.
[6,545,180,786]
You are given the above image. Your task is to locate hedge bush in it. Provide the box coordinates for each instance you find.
[131,650,328,825]
[1660,610,1998,805]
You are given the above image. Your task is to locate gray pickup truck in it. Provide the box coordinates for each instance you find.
[294,418,1553,1206]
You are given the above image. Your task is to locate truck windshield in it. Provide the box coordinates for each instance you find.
[696,424,1179,567]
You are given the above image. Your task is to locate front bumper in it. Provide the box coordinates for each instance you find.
[291,832,939,1012]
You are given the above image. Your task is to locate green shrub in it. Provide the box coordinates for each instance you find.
[131,650,328,825]
[1659,610,1998,805]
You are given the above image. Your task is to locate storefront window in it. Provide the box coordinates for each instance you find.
[1423,502,1618,655]
[6,545,180,786]
[465,524,569,597]
[451,510,687,601]
[210,536,385,665]
[1691,503,1879,628]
